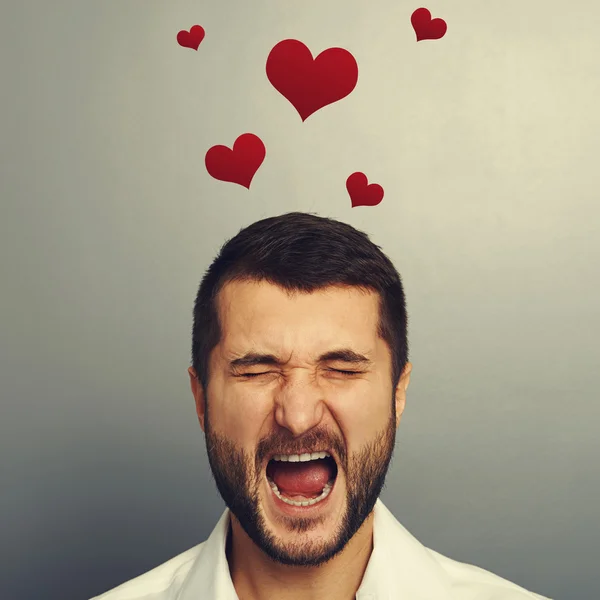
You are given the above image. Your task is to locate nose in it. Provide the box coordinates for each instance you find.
[272,373,326,437]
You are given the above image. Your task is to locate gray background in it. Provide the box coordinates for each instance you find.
[1,1,599,599]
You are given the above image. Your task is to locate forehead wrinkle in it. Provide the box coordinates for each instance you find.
[222,323,378,363]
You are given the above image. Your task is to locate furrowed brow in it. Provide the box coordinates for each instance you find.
[228,348,374,371]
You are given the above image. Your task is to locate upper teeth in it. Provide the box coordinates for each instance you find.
[272,451,331,462]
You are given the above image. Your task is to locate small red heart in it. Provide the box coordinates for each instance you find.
[266,39,359,121]
[205,133,266,189]
[177,25,205,50]
[346,172,384,207]
[411,8,447,42]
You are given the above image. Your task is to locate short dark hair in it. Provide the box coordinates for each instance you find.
[191,211,409,392]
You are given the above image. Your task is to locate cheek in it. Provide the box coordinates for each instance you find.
[336,392,391,436]
[348,412,381,445]
[213,390,267,442]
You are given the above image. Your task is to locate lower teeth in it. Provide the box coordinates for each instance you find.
[267,477,334,507]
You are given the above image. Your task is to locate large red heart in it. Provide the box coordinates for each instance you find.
[411,8,447,42]
[177,25,205,50]
[205,133,266,189]
[346,172,384,207]
[266,39,359,121]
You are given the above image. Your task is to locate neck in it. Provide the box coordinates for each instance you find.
[227,514,374,600]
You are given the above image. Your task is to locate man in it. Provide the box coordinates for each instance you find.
[92,212,552,600]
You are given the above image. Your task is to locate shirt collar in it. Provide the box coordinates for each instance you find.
[177,498,453,600]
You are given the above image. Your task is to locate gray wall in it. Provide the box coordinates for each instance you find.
[1,1,599,599]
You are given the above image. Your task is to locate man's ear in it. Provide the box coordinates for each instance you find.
[188,367,206,432]
[394,362,412,429]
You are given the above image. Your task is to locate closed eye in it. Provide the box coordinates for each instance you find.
[237,369,362,378]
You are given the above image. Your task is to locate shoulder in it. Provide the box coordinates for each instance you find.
[426,548,553,600]
[89,542,205,600]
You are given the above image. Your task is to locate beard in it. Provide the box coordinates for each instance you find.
[203,396,397,568]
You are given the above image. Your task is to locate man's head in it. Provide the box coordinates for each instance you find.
[188,212,411,568]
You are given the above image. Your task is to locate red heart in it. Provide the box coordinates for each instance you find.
[177,25,205,50]
[205,133,266,189]
[346,172,384,207]
[266,39,359,121]
[411,8,447,42]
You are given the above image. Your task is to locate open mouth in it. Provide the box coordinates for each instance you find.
[265,453,338,508]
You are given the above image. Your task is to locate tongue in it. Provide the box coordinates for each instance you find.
[267,459,334,496]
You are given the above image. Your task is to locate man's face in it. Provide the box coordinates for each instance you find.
[189,280,411,568]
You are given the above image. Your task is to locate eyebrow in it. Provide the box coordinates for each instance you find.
[228,348,374,371]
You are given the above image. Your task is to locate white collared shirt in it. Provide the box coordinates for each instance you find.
[91,499,552,600]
